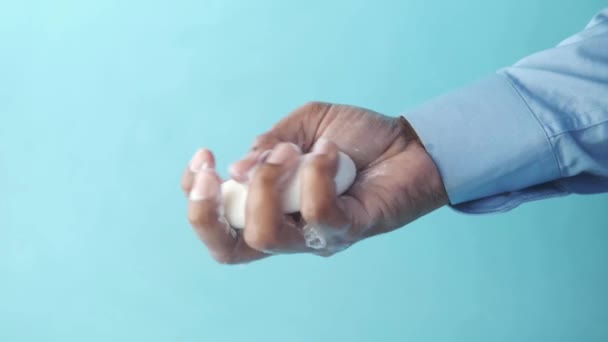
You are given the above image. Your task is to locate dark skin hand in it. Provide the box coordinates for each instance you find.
[181,102,448,264]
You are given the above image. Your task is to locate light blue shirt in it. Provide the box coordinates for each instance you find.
[405,8,608,213]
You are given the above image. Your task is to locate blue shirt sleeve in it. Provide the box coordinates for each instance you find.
[403,8,608,214]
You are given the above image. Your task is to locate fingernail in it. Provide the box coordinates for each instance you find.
[246,164,259,181]
[267,144,296,165]
[257,149,272,164]
[289,143,302,154]
[229,164,246,181]
[312,138,332,155]
[189,149,205,172]
[229,151,260,182]
[189,172,218,201]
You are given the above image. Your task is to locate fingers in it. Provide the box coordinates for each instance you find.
[300,139,350,250]
[243,139,352,254]
[228,134,280,182]
[228,150,270,183]
[229,102,332,183]
[185,138,353,260]
[186,149,266,264]
[181,148,215,196]
[244,143,308,253]
[230,143,303,185]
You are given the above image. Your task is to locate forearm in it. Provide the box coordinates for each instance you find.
[402,8,608,213]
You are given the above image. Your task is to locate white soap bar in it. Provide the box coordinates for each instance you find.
[221,151,356,229]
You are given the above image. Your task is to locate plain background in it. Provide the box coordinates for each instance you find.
[1,1,607,341]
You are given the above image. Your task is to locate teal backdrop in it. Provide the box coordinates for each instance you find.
[1,1,607,341]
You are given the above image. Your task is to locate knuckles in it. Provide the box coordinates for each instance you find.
[187,202,219,228]
[243,229,281,252]
[251,164,282,188]
[301,101,331,114]
[301,196,333,223]
[181,169,194,195]
[211,252,237,265]
[251,134,278,152]
[306,155,332,173]
[181,178,191,195]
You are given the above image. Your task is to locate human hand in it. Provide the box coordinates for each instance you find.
[181,102,448,264]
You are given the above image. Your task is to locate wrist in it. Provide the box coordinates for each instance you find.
[399,115,450,207]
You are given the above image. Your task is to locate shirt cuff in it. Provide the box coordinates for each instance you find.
[403,73,562,204]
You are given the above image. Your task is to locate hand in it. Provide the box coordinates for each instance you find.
[181,102,448,264]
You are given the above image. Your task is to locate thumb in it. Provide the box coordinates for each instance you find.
[229,102,331,182]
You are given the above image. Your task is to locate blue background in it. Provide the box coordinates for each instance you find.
[1,1,607,341]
